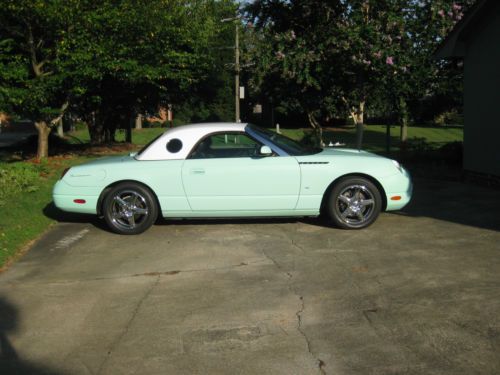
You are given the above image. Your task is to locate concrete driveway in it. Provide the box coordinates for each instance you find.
[1,178,499,374]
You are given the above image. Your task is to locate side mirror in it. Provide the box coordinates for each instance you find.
[259,145,273,156]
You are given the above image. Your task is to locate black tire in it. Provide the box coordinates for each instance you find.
[327,177,382,229]
[103,182,158,235]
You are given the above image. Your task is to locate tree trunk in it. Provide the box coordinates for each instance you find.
[126,116,132,143]
[135,114,142,130]
[342,97,365,150]
[89,127,105,144]
[400,118,408,143]
[399,97,409,152]
[56,117,64,137]
[88,111,106,144]
[307,112,325,147]
[355,101,365,150]
[104,121,117,143]
[88,120,105,144]
[386,124,391,154]
[317,126,324,147]
[34,121,51,160]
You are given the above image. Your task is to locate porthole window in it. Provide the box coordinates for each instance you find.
[166,138,182,153]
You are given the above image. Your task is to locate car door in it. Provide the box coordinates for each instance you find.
[181,132,300,213]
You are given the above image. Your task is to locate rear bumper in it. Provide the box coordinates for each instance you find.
[52,180,99,214]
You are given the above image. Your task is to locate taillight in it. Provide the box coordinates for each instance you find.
[61,167,70,179]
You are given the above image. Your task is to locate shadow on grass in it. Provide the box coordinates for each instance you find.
[0,133,137,162]
[0,297,64,375]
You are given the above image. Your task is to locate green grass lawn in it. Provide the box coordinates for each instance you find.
[67,127,165,146]
[0,156,95,269]
[67,124,463,151]
[279,125,463,153]
[0,123,462,269]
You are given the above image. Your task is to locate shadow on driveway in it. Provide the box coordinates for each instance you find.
[0,297,63,375]
[43,202,111,233]
[394,178,500,232]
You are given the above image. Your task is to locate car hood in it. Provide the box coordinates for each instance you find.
[295,147,400,178]
[299,147,384,160]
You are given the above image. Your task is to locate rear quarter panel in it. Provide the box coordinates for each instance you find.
[55,157,188,214]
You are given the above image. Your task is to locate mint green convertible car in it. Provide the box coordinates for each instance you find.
[53,123,412,234]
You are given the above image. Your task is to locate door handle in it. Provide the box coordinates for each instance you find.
[190,168,205,175]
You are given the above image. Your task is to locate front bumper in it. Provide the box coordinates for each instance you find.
[383,168,413,211]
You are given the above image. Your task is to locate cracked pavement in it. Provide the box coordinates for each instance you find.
[1,179,500,374]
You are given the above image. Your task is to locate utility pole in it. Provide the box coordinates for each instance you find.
[234,21,240,123]
[222,16,241,123]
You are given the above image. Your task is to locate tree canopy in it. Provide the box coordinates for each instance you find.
[0,0,474,156]
[243,0,474,145]
[0,0,237,158]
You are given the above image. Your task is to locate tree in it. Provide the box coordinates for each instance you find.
[0,0,237,157]
[0,0,81,159]
[57,0,238,143]
[378,0,474,145]
[165,0,237,125]
[243,1,346,145]
[245,0,418,146]
[244,0,474,147]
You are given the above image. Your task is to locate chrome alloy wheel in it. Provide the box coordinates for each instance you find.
[110,190,149,230]
[336,184,376,225]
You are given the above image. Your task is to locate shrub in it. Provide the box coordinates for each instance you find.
[434,110,464,126]
[144,120,165,128]
[406,137,431,152]
[0,162,46,206]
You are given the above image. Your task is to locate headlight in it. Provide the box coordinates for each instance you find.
[392,160,404,173]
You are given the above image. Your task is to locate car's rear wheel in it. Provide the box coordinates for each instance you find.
[103,182,158,235]
[327,177,382,229]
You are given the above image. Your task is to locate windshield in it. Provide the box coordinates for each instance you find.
[247,124,321,156]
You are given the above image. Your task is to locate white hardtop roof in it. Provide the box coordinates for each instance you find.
[165,122,246,135]
[136,122,249,161]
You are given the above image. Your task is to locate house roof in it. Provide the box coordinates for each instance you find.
[434,0,497,58]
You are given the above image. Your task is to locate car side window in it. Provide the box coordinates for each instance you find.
[189,133,262,159]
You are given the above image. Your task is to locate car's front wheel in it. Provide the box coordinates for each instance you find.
[103,182,158,235]
[327,177,382,229]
